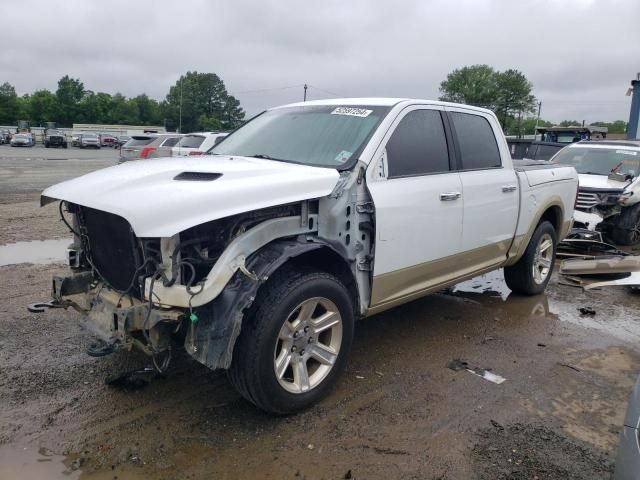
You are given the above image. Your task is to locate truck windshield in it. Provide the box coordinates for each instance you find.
[209,105,391,168]
[552,147,640,177]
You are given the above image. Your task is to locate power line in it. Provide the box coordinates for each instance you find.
[231,84,305,95]
[307,84,346,98]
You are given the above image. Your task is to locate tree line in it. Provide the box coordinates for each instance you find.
[0,71,245,132]
[0,66,627,136]
[439,64,628,136]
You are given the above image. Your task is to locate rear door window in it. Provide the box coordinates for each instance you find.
[161,137,181,147]
[386,109,450,178]
[449,112,502,169]
[125,136,154,147]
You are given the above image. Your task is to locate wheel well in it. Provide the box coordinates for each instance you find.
[275,246,359,315]
[539,205,562,234]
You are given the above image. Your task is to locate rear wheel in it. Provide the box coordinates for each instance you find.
[228,269,354,414]
[504,221,557,295]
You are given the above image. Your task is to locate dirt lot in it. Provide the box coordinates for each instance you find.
[1,151,639,479]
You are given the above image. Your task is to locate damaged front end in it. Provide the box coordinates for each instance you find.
[36,200,332,372]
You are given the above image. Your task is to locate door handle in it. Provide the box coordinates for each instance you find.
[502,185,517,193]
[440,192,461,201]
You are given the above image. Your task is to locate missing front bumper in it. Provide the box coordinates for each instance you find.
[48,269,185,355]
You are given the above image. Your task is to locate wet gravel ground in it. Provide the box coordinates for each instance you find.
[1,150,639,479]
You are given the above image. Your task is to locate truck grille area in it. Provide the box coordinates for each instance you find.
[575,191,600,210]
[78,206,144,294]
[575,188,623,211]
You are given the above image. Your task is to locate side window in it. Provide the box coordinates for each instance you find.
[450,112,502,169]
[386,109,450,178]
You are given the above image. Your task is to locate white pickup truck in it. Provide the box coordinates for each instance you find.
[38,98,578,414]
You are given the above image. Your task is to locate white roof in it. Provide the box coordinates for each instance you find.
[274,97,494,115]
[567,141,640,151]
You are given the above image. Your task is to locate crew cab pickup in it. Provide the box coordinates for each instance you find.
[36,98,578,414]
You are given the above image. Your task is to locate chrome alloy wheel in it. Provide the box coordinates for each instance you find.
[273,297,343,394]
[532,233,554,284]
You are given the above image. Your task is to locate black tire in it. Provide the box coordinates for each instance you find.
[228,268,354,415]
[504,221,557,295]
[609,205,640,246]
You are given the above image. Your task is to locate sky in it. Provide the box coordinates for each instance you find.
[1,0,638,123]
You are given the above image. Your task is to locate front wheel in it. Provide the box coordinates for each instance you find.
[504,221,557,295]
[609,205,640,246]
[228,269,354,414]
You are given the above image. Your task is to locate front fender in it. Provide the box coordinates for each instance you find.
[185,240,325,370]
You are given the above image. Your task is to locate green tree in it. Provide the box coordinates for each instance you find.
[56,75,85,127]
[439,65,537,132]
[494,69,537,131]
[166,71,245,132]
[130,94,162,125]
[28,89,59,125]
[438,64,498,108]
[109,93,139,125]
[559,120,581,127]
[0,82,20,125]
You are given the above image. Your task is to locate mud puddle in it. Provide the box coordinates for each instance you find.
[0,444,79,480]
[0,238,70,266]
[451,266,640,344]
[452,268,511,300]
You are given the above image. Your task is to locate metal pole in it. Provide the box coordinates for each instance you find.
[303,84,308,102]
[179,78,183,134]
[534,101,542,140]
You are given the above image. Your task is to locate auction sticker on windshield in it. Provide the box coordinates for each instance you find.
[331,107,372,117]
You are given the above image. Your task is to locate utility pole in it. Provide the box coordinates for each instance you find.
[534,101,542,140]
[179,78,183,134]
[303,84,308,102]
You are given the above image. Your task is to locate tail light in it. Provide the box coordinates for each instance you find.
[140,146,157,158]
[189,151,203,156]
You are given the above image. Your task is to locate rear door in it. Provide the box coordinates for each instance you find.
[367,106,463,307]
[446,108,518,268]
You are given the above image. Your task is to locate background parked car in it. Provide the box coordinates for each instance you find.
[44,129,68,148]
[171,131,228,156]
[146,134,183,159]
[99,134,117,147]
[78,133,101,149]
[10,133,34,147]
[119,134,157,161]
[115,135,131,147]
[0,129,11,144]
[119,134,183,161]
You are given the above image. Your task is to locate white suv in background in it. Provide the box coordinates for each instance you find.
[171,132,228,157]
[551,140,640,245]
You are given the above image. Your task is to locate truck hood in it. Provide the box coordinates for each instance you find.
[42,155,340,237]
[578,173,629,191]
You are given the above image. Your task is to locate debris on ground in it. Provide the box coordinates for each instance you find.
[557,235,629,259]
[105,367,158,390]
[578,307,596,316]
[558,363,581,372]
[447,359,506,384]
[559,255,640,290]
